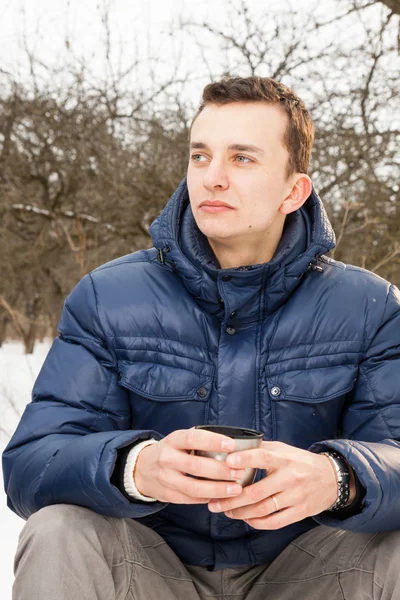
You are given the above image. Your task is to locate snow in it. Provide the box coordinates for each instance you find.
[0,340,52,600]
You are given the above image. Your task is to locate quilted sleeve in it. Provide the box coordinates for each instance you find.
[2,273,168,520]
[309,284,400,531]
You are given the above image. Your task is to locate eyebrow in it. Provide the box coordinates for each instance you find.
[190,142,265,156]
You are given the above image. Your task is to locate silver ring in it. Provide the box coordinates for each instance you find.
[271,495,280,513]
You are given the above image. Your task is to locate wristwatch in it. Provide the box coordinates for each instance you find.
[320,451,351,511]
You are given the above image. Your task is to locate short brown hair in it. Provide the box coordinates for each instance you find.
[189,75,314,180]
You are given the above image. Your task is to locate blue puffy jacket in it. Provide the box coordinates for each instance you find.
[3,176,400,571]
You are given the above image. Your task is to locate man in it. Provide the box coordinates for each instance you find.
[3,75,400,599]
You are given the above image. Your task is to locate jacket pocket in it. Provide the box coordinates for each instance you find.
[117,356,215,433]
[117,357,214,402]
[267,364,358,403]
[265,364,358,446]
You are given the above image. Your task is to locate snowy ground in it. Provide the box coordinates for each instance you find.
[0,339,52,599]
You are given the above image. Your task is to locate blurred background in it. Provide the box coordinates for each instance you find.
[0,0,399,596]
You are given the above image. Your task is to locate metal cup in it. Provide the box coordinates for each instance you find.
[192,425,264,487]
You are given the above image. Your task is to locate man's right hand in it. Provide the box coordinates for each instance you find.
[134,428,247,504]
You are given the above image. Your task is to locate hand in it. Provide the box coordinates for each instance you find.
[134,428,247,504]
[207,441,352,530]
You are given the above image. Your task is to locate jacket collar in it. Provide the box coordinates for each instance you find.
[149,176,336,321]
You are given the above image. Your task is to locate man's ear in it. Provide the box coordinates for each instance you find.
[279,174,312,216]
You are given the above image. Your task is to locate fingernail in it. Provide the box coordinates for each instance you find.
[221,440,235,451]
[228,455,240,465]
[227,484,242,495]
[209,502,221,512]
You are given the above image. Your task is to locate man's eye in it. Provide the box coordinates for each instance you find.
[190,154,253,163]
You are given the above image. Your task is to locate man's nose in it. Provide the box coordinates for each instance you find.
[203,160,229,190]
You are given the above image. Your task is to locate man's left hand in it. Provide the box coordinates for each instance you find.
[207,441,355,530]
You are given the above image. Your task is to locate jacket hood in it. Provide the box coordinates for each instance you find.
[149,176,336,320]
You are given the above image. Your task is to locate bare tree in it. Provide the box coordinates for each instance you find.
[0,7,192,351]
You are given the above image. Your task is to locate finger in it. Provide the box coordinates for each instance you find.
[169,428,236,452]
[244,506,300,530]
[209,472,283,513]
[158,446,247,481]
[168,448,247,481]
[163,469,242,499]
[162,490,212,504]
[155,468,213,503]
[226,447,279,470]
[225,492,288,520]
[161,490,213,504]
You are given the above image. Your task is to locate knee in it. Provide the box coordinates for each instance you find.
[22,504,106,543]
[14,504,124,582]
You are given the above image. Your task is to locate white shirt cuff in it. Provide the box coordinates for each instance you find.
[123,438,159,502]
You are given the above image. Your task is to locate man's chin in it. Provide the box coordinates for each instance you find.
[196,224,239,241]
[194,216,239,238]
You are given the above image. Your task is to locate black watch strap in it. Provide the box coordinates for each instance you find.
[320,451,351,511]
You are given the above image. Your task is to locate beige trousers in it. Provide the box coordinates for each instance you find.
[13,503,400,599]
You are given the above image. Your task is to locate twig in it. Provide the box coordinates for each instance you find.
[370,244,400,272]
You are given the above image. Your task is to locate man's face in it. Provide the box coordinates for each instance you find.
[187,102,294,243]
